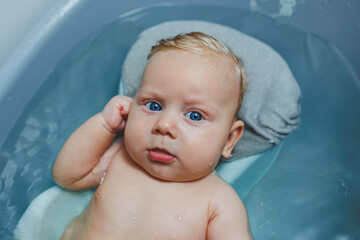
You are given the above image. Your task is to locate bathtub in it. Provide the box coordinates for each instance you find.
[0,0,359,239]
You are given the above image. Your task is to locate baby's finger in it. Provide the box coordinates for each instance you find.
[119,97,132,116]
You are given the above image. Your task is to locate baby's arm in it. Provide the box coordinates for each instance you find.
[52,95,132,190]
[207,183,254,240]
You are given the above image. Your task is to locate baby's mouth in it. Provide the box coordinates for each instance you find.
[148,148,175,163]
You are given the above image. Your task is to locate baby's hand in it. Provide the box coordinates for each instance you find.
[101,95,133,133]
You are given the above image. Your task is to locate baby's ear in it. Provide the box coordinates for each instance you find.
[222,120,244,159]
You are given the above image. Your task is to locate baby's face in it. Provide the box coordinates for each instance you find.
[124,50,242,182]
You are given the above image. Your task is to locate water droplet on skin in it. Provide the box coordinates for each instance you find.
[99,172,106,184]
[175,213,183,221]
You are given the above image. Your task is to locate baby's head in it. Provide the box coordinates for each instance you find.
[124,32,246,182]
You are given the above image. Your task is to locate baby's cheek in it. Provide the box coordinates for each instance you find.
[124,108,141,135]
[185,141,221,169]
[124,121,139,152]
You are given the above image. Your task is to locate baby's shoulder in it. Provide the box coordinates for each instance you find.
[204,174,253,239]
[194,173,241,207]
[208,173,241,199]
[204,173,246,213]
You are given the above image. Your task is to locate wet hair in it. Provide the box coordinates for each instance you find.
[148,32,247,119]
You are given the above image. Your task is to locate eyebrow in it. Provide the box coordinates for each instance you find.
[191,104,219,119]
[180,95,221,119]
[184,96,217,109]
[136,88,163,100]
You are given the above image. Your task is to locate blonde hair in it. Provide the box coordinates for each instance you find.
[148,32,247,119]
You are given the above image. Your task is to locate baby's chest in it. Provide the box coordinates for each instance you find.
[92,174,210,239]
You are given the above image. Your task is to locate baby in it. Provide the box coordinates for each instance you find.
[52,32,253,239]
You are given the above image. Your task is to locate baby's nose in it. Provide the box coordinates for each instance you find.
[152,112,178,139]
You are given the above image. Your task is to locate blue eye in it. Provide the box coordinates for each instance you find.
[185,111,203,121]
[145,102,162,111]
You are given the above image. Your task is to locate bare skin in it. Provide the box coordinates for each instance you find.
[53,51,253,239]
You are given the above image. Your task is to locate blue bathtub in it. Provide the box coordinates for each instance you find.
[0,0,359,239]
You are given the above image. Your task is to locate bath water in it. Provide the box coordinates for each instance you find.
[0,4,359,239]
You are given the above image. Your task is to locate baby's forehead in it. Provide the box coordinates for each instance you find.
[205,54,241,89]
[144,50,240,91]
[148,49,239,75]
